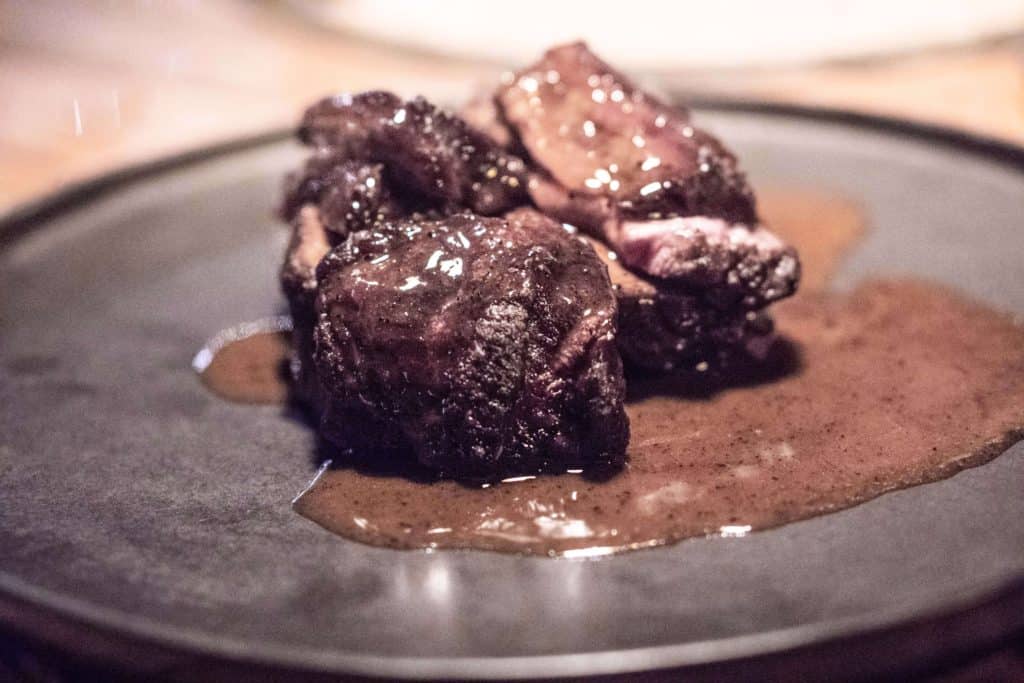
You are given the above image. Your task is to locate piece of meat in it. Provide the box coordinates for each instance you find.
[279,205,332,406]
[494,42,799,305]
[280,151,409,244]
[312,211,628,477]
[612,216,800,310]
[299,91,528,216]
[528,174,798,309]
[280,94,532,422]
[496,42,755,225]
[580,231,773,372]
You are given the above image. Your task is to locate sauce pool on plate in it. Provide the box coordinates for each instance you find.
[197,189,1024,556]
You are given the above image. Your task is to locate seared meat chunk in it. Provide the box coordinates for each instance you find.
[609,215,799,310]
[528,174,799,309]
[581,232,773,371]
[494,42,799,306]
[311,211,628,477]
[299,91,528,216]
[280,152,410,244]
[498,42,755,225]
[281,93,533,429]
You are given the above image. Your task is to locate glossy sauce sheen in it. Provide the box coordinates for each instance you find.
[199,190,1024,556]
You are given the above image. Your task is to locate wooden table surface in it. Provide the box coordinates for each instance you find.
[1,1,1023,680]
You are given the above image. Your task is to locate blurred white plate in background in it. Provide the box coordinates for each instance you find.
[287,0,1024,69]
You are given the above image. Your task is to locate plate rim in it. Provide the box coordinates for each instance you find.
[2,101,1024,679]
[2,569,1022,680]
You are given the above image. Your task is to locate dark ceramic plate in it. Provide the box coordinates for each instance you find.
[1,104,1023,681]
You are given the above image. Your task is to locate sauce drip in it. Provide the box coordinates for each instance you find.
[196,189,1024,556]
[194,316,292,404]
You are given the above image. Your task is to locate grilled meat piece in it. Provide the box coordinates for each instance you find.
[581,231,773,372]
[527,172,799,309]
[494,42,799,306]
[497,42,755,225]
[280,152,407,244]
[299,91,528,216]
[311,211,628,477]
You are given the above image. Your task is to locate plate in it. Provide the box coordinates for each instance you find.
[285,0,1024,69]
[1,104,1023,680]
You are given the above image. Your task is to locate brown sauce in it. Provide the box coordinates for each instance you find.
[193,316,292,404]
[197,189,1024,556]
[293,281,1024,555]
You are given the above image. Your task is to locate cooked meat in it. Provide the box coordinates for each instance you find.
[493,42,799,306]
[497,42,754,225]
[280,152,408,244]
[581,231,773,371]
[311,211,628,477]
[279,205,332,406]
[610,216,799,310]
[299,91,528,216]
[281,93,533,436]
[276,42,806,480]
[528,174,798,309]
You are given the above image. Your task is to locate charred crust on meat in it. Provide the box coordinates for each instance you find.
[298,91,529,216]
[310,212,628,477]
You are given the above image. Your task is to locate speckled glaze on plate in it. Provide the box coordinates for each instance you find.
[1,104,1022,680]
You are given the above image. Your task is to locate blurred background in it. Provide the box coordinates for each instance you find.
[2,3,1024,680]
[1,0,1023,212]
